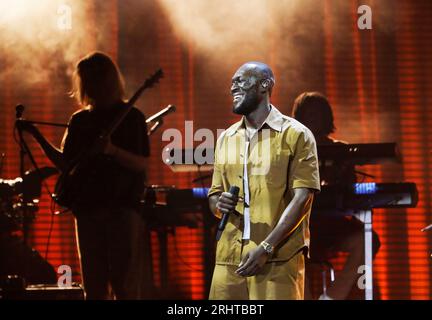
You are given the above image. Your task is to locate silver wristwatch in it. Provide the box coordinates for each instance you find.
[260,241,274,255]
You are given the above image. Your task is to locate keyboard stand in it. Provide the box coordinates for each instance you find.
[355,209,374,300]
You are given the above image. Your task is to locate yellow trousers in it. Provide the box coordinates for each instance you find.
[209,251,305,300]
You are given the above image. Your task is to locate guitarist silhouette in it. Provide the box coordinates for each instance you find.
[18,52,160,299]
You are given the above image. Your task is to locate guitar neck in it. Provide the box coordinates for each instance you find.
[104,99,136,138]
[103,68,163,138]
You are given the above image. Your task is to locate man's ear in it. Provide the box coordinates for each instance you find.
[260,79,271,89]
[260,79,272,94]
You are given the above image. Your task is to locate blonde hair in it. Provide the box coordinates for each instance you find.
[71,52,125,107]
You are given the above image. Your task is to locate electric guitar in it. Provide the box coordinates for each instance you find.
[54,69,163,208]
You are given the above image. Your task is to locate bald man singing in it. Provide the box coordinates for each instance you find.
[208,62,321,299]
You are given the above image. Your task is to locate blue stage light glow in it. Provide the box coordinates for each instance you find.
[354,182,377,195]
[192,187,210,198]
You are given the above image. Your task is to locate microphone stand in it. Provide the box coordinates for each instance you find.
[422,224,432,259]
[16,122,37,246]
[147,119,164,136]
[15,110,68,245]
[146,105,176,136]
[18,119,68,128]
[421,224,432,232]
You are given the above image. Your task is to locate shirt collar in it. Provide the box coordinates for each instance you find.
[225,105,284,137]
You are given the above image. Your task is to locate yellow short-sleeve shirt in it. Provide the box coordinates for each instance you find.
[208,106,320,265]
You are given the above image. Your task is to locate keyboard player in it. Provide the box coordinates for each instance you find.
[292,92,381,300]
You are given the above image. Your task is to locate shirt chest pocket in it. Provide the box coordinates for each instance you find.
[250,144,291,188]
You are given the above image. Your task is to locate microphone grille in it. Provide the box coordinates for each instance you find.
[228,185,240,196]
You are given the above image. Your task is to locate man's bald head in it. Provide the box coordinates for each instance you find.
[231,62,275,115]
[234,62,275,95]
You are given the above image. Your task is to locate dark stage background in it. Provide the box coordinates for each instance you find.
[0,0,431,299]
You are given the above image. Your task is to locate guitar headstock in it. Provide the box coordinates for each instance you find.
[125,68,164,111]
[144,68,164,89]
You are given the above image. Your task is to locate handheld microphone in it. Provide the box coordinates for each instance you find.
[216,185,240,241]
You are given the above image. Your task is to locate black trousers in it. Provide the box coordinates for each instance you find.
[75,207,152,300]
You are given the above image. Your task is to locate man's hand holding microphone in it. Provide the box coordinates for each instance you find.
[215,186,241,241]
[213,185,271,276]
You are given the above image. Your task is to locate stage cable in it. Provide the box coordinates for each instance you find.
[13,124,63,260]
